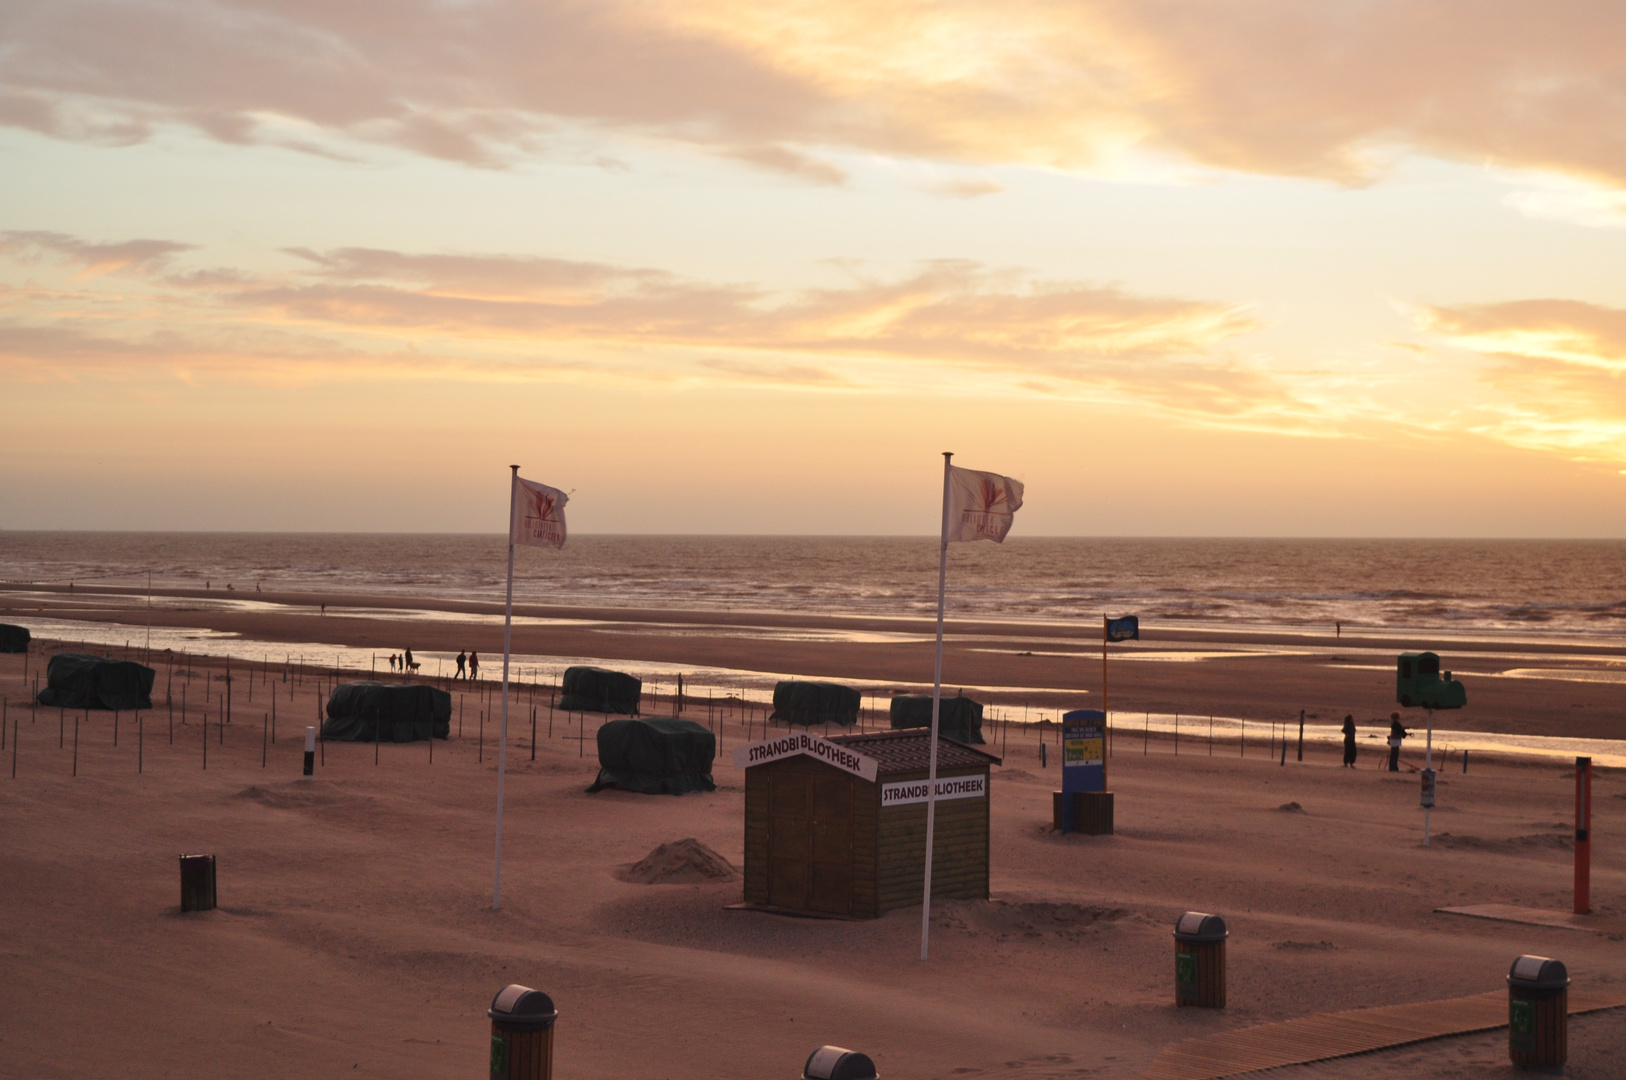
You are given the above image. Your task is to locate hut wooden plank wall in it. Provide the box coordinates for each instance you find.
[740,730,1000,919]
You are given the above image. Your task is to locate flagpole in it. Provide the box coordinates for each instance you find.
[493,464,519,912]
[921,451,952,961]
[1102,614,1109,788]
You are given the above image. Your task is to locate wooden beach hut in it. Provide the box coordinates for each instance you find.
[734,729,1000,919]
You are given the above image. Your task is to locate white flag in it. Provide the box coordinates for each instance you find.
[944,465,1023,543]
[511,477,568,548]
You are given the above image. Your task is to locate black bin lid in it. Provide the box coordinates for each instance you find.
[803,1045,878,1080]
[488,984,559,1029]
[1173,911,1228,943]
[1507,955,1569,991]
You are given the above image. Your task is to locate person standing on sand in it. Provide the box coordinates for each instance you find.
[1342,714,1357,767]
[1387,713,1407,772]
[404,647,414,673]
[1336,621,1341,638]
[469,651,479,681]
[455,650,467,680]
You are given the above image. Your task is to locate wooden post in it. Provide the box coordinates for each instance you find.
[1576,756,1593,914]
[1297,709,1305,762]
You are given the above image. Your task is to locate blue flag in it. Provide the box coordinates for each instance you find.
[1106,615,1139,642]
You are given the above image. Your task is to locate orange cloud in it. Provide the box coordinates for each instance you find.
[1417,298,1626,458]
[1420,300,1626,372]
[0,232,1281,415]
[4,1,1624,184]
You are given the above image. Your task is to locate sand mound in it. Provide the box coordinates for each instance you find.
[932,899,1141,940]
[232,783,372,810]
[1276,801,1306,813]
[620,839,737,884]
[1433,832,1571,853]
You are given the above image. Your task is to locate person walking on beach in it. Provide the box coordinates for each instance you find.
[1336,621,1341,639]
[455,650,467,680]
[404,647,414,673]
[1341,714,1357,767]
[1387,713,1407,772]
[469,651,479,681]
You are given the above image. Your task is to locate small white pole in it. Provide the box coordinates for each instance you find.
[921,451,952,962]
[494,465,519,911]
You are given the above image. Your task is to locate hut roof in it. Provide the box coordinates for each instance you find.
[827,729,1001,772]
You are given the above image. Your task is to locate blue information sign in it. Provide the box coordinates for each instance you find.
[1060,708,1106,833]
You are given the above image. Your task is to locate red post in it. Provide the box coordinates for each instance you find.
[1575,756,1592,915]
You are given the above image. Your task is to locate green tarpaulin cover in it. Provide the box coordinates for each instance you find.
[890,695,985,744]
[36,653,155,710]
[558,666,641,715]
[0,624,29,653]
[321,682,452,742]
[772,680,861,728]
[587,718,716,795]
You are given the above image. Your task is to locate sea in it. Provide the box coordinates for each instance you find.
[2,532,1625,640]
[6,532,1626,763]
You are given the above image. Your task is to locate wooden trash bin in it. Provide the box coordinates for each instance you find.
[489,984,557,1080]
[1507,955,1568,1069]
[803,1045,879,1080]
[1174,911,1227,1008]
[178,853,216,912]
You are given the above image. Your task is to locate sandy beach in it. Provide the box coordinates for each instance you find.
[0,609,1621,1079]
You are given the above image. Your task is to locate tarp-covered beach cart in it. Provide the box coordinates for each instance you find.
[321,682,452,741]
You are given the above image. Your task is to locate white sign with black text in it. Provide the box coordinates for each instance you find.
[880,774,987,808]
[731,731,880,782]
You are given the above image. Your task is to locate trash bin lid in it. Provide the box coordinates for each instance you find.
[1173,911,1228,943]
[1507,955,1569,991]
[488,984,559,1029]
[803,1045,878,1080]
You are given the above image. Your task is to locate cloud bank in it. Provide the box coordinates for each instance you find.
[0,230,1276,417]
[3,1,1624,185]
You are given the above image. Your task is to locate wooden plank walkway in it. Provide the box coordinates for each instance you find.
[1136,987,1626,1080]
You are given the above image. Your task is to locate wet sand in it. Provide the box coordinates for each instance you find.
[0,641,1622,1079]
[5,583,1626,739]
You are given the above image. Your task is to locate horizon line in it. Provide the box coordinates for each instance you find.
[3,529,1624,542]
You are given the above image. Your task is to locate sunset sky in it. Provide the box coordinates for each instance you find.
[4,1,1626,535]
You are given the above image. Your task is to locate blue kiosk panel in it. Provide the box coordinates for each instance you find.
[1061,708,1106,834]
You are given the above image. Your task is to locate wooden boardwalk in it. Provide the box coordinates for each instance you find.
[1137,987,1626,1080]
